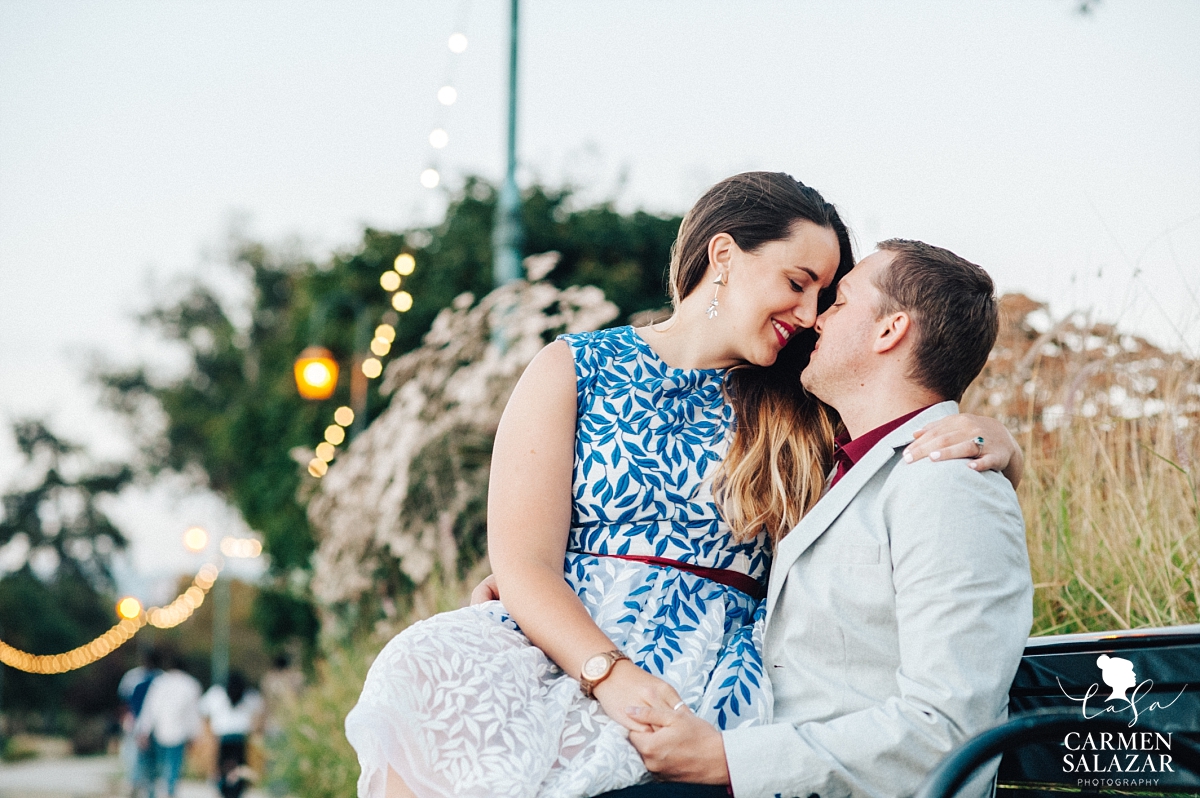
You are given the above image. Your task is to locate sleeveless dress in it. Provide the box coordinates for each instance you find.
[345,325,773,798]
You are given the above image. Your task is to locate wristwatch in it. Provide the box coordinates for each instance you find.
[579,650,629,698]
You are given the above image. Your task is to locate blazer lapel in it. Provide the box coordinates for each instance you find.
[764,401,959,621]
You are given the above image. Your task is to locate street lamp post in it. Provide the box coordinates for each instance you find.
[492,0,523,288]
[211,576,231,688]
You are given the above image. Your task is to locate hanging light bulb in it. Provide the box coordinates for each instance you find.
[392,291,414,312]
[429,128,449,149]
[420,168,441,188]
[380,271,402,291]
[448,33,468,53]
[437,86,457,105]
[362,357,383,378]
[394,254,416,275]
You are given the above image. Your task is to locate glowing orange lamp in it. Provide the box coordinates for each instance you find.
[294,346,339,400]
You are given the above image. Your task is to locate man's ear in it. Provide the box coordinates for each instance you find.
[706,233,735,280]
[872,312,912,354]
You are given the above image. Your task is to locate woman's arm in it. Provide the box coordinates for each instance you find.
[488,341,682,731]
[902,413,1024,488]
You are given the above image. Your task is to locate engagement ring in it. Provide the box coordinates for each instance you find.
[973,436,985,458]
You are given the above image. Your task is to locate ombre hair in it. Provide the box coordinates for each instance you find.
[667,172,855,543]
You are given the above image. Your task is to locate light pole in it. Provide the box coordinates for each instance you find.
[492,0,523,287]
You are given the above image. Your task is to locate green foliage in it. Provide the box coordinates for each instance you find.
[0,420,131,589]
[98,178,682,651]
[269,642,371,798]
[0,420,135,719]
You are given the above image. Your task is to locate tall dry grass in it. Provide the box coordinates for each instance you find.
[1020,412,1199,634]
[965,294,1200,635]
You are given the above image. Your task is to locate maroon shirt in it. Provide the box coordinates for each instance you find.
[828,406,932,489]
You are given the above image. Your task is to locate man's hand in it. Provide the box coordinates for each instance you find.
[626,705,731,785]
[470,574,500,605]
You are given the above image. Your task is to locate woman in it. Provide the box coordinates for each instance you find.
[345,172,1020,798]
[199,670,264,798]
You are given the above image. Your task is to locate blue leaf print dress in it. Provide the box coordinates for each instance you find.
[345,326,772,798]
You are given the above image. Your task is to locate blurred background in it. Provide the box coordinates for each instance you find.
[0,1,1197,796]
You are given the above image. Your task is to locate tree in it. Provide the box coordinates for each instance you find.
[0,420,132,719]
[99,178,683,651]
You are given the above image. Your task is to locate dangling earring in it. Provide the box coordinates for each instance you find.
[707,274,726,319]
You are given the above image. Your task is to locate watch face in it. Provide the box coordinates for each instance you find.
[582,655,609,680]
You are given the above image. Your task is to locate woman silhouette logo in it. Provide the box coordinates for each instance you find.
[1097,654,1137,703]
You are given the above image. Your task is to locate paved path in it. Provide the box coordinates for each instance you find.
[0,756,269,798]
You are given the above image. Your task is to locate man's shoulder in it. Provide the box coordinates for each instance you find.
[883,448,1015,500]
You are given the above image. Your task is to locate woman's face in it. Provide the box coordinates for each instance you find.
[717,220,842,367]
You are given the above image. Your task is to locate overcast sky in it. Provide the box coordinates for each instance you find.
[1,0,1198,587]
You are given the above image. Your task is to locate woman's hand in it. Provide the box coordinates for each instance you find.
[470,574,500,605]
[902,413,1024,488]
[590,660,684,733]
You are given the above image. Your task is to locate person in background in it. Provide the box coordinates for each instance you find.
[135,648,203,798]
[200,670,265,798]
[119,648,162,798]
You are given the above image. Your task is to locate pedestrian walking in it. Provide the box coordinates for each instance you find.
[134,648,202,798]
[199,670,264,798]
[118,648,161,797]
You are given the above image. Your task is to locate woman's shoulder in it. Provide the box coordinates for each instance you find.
[556,325,644,372]
[557,324,634,351]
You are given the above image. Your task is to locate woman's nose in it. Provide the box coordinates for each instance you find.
[792,293,819,329]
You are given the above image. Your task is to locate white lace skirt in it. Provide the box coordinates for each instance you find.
[345,555,771,798]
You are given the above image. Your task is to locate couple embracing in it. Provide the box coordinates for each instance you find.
[346,172,1034,798]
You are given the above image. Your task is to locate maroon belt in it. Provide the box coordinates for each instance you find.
[599,553,765,601]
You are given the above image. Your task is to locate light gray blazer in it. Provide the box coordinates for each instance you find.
[723,402,1033,798]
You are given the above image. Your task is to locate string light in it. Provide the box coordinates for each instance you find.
[117,597,143,620]
[310,12,458,474]
[219,537,263,559]
[183,526,209,552]
[0,562,223,674]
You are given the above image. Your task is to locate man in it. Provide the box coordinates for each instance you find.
[616,240,1033,797]
[135,647,203,798]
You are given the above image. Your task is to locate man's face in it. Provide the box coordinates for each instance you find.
[800,250,895,403]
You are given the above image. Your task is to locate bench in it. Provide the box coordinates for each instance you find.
[917,624,1200,798]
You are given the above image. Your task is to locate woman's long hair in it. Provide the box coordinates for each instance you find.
[667,172,854,543]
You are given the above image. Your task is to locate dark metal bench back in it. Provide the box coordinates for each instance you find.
[1000,624,1200,795]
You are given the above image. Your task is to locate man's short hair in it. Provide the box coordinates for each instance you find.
[873,239,999,401]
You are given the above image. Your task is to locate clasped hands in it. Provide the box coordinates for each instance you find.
[470,576,730,784]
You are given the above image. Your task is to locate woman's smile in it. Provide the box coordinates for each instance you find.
[771,317,797,348]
